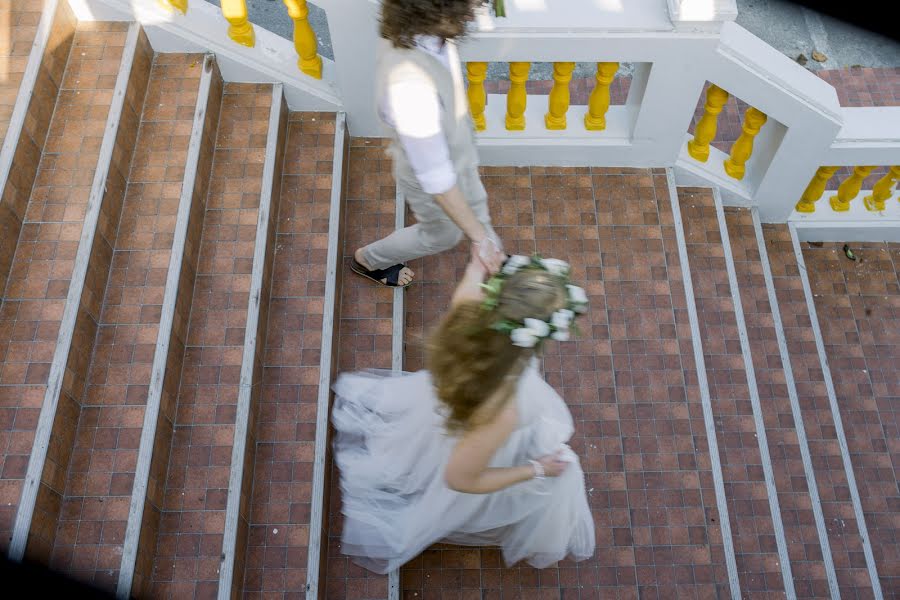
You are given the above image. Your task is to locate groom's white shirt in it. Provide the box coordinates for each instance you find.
[378,35,458,196]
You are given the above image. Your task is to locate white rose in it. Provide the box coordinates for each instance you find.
[502,254,531,275]
[522,318,551,338]
[551,329,570,342]
[510,328,539,348]
[541,258,570,276]
[551,309,574,329]
[567,285,588,312]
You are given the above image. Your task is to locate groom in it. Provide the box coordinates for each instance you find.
[351,0,506,288]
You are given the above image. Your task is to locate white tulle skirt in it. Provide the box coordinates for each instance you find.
[331,367,595,574]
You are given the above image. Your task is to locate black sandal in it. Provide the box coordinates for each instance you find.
[351,259,413,288]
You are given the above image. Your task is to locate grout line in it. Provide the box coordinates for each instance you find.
[306,112,349,600]
[788,224,884,600]
[387,188,405,600]
[116,53,217,600]
[751,210,839,599]
[217,83,285,600]
[7,21,141,562]
[0,0,60,251]
[665,170,742,599]
[712,192,796,599]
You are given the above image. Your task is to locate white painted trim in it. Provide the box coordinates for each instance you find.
[789,193,900,242]
[712,190,795,599]
[674,140,754,204]
[306,112,348,600]
[217,84,285,600]
[71,0,343,111]
[787,225,883,600]
[0,0,59,235]
[750,210,839,599]
[386,190,405,600]
[665,169,742,599]
[8,21,142,562]
[116,54,217,600]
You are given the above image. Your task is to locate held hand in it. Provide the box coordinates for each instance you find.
[535,450,571,478]
[472,235,505,275]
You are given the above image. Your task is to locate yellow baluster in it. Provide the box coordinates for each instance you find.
[863,165,900,212]
[795,166,839,213]
[283,0,322,79]
[584,62,618,131]
[829,166,876,212]
[505,62,530,131]
[222,0,255,48]
[466,62,488,132]
[545,62,575,130]
[724,106,767,180]
[687,84,729,162]
[157,0,187,14]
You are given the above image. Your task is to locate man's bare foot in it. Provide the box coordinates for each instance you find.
[354,248,415,286]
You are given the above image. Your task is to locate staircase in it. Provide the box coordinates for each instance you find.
[1,1,898,599]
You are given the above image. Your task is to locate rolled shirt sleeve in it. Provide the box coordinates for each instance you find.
[383,80,457,195]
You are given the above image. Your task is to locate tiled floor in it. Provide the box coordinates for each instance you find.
[241,111,336,598]
[331,167,734,599]
[0,23,127,556]
[802,242,900,596]
[149,83,272,598]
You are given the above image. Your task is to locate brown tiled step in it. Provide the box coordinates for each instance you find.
[146,82,275,599]
[326,138,396,600]
[679,188,797,597]
[0,0,76,315]
[0,2,45,143]
[725,212,881,598]
[796,240,898,595]
[0,21,143,563]
[46,52,203,593]
[239,111,341,599]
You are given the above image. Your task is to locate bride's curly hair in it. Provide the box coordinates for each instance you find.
[380,0,482,48]
[427,268,567,432]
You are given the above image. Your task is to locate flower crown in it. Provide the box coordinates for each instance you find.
[480,255,588,348]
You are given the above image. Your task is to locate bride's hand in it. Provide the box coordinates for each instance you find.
[536,451,570,478]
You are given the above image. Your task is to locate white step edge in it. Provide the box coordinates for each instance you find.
[386,188,406,600]
[8,21,143,562]
[787,224,884,600]
[0,0,67,283]
[665,168,742,599]
[116,53,219,600]
[217,83,286,600]
[305,111,349,600]
[711,190,796,599]
[750,209,840,599]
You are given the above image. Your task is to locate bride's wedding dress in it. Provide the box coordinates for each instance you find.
[331,363,595,574]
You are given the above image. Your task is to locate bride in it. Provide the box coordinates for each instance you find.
[332,253,595,573]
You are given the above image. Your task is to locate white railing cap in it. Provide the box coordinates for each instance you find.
[667,0,738,32]
[472,0,673,33]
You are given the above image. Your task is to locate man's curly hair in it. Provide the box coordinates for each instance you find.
[380,0,482,48]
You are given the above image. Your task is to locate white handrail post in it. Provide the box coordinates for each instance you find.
[667,0,738,32]
[632,51,711,165]
[316,0,381,136]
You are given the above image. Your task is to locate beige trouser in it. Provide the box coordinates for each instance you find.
[361,167,496,270]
